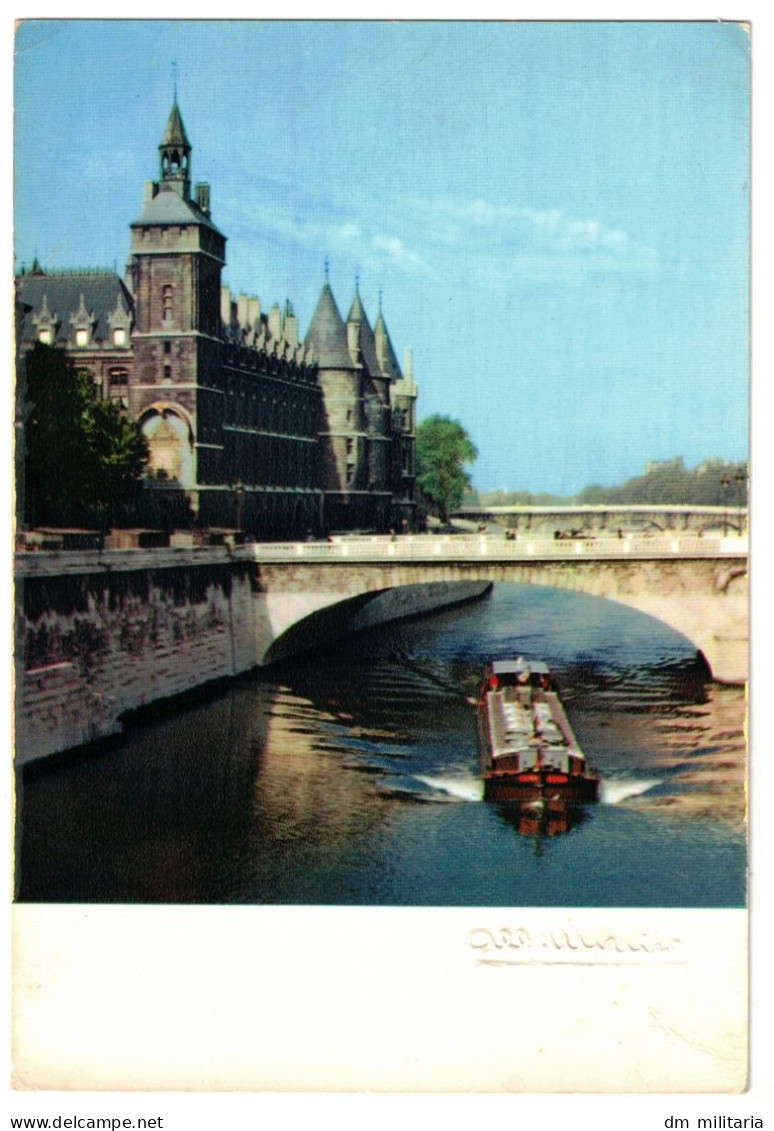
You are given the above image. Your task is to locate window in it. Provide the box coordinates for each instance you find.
[113,328,126,347]
[163,340,171,355]
[38,329,52,345]
[75,328,88,347]
[163,365,172,382]
[161,285,174,324]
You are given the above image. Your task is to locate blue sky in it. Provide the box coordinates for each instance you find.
[13,19,749,495]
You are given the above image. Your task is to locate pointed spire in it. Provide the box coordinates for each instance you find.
[160,99,191,149]
[304,278,353,369]
[374,296,402,380]
[159,98,192,199]
[347,280,367,325]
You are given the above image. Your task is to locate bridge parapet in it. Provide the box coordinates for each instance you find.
[14,532,748,578]
[248,532,748,564]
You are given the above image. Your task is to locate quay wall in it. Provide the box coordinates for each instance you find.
[15,548,488,764]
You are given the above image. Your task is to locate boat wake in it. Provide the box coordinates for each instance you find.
[415,774,485,802]
[601,777,662,805]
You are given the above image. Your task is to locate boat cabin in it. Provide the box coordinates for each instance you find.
[486,658,555,693]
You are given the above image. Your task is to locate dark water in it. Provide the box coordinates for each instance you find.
[16,585,747,907]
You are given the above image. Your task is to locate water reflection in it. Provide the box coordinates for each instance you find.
[494,799,588,847]
[17,583,747,906]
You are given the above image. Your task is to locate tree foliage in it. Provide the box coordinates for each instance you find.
[21,342,149,529]
[574,457,748,507]
[476,457,748,509]
[415,415,478,521]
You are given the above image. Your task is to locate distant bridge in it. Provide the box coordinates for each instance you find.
[452,503,748,535]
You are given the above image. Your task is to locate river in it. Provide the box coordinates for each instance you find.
[16,583,747,907]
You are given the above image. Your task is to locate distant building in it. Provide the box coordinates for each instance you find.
[16,99,417,537]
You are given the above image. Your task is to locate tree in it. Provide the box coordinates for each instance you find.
[415,415,478,521]
[21,342,148,529]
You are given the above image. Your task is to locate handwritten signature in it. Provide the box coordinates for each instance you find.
[469,926,684,965]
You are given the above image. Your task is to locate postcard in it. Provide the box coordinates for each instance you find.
[9,16,756,1108]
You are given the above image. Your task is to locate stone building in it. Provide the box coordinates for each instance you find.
[16,99,417,538]
[304,275,417,533]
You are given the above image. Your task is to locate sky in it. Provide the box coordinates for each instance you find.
[13,18,750,495]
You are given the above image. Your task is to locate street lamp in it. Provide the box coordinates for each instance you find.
[720,473,731,536]
[735,468,747,535]
[234,480,244,534]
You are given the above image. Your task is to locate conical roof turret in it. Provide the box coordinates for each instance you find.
[304,279,354,369]
[346,283,379,375]
[347,288,367,324]
[374,304,403,380]
[160,99,191,150]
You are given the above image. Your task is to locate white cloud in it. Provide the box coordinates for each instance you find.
[221,185,656,295]
[399,195,658,283]
[370,234,424,269]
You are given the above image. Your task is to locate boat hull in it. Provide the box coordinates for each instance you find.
[482,769,599,804]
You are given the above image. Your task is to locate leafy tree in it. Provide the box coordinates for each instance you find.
[415,415,478,521]
[20,342,148,529]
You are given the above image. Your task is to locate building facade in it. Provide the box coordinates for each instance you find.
[16,100,417,538]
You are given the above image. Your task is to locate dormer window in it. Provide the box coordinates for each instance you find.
[70,293,94,349]
[107,294,132,348]
[32,294,58,346]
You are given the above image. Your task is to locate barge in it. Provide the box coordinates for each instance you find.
[477,658,600,804]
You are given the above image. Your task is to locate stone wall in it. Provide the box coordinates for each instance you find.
[14,550,490,764]
[16,556,260,764]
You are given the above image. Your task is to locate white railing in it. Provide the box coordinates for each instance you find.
[247,532,748,563]
[14,532,749,577]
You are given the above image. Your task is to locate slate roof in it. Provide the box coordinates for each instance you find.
[304,282,354,369]
[132,185,224,235]
[374,310,403,380]
[346,291,380,376]
[160,99,191,150]
[15,271,134,347]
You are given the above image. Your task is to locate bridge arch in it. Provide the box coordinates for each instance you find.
[253,553,747,684]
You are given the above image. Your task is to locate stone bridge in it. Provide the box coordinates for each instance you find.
[15,531,748,762]
[251,533,748,684]
[453,503,748,536]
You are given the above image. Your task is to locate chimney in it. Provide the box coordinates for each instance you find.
[247,296,261,328]
[237,293,250,330]
[220,285,233,327]
[284,300,298,348]
[267,304,282,342]
[195,183,211,213]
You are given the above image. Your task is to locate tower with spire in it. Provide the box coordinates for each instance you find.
[16,96,415,538]
[125,98,227,513]
[305,272,417,532]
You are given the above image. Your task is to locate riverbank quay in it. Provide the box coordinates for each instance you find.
[14,540,491,764]
[14,531,747,763]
